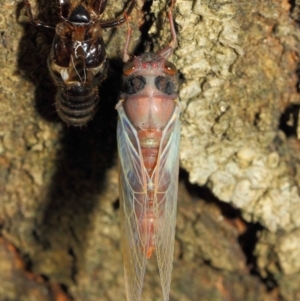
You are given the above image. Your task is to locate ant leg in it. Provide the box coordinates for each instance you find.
[92,0,108,15]
[23,0,55,29]
[99,0,136,28]
[157,0,177,59]
[123,13,133,62]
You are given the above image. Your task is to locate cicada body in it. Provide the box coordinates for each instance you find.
[24,0,136,126]
[116,3,180,300]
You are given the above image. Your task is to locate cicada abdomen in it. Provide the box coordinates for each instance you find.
[24,0,136,126]
[116,1,180,300]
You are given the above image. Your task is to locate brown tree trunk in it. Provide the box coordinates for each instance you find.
[1,0,300,300]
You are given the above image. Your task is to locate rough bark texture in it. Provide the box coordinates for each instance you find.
[1,0,300,300]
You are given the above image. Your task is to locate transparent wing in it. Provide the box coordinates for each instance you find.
[154,105,180,301]
[117,105,149,301]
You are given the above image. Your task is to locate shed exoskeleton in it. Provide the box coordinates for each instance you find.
[24,0,136,126]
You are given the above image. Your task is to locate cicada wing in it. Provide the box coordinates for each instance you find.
[117,105,149,301]
[154,105,180,301]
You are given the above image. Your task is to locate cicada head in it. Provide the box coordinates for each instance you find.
[122,53,179,98]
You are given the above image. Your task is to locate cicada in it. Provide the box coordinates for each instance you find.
[116,1,180,300]
[23,0,136,126]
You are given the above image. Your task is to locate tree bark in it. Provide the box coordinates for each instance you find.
[0,0,300,300]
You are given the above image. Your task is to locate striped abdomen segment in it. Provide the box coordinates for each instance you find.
[55,85,99,126]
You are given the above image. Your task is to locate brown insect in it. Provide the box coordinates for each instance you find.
[116,0,180,300]
[24,0,136,126]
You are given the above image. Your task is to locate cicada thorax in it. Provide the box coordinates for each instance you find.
[121,54,178,258]
[48,4,108,126]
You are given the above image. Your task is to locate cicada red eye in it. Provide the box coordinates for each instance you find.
[164,61,177,76]
[123,61,136,75]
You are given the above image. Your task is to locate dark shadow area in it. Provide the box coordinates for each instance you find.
[104,0,155,56]
[237,223,278,293]
[134,0,154,54]
[289,0,296,10]
[289,0,300,23]
[279,104,299,138]
[33,59,123,283]
[16,0,60,123]
[179,169,277,291]
[179,169,241,219]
